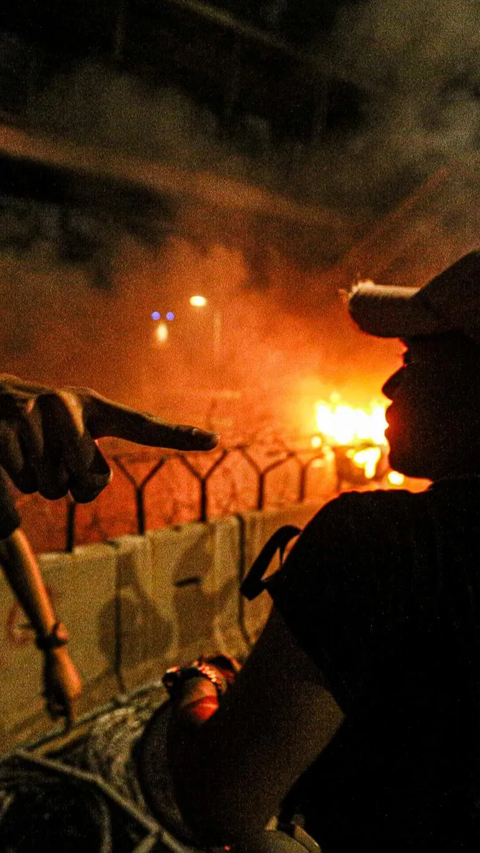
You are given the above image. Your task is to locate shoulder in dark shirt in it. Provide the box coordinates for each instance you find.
[274,483,480,852]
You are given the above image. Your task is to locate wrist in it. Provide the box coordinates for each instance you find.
[44,644,70,659]
[35,621,69,652]
[162,661,228,701]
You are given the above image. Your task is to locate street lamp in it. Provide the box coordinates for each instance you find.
[189,295,208,308]
[155,321,169,343]
[189,295,222,368]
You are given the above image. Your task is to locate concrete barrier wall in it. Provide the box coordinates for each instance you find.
[119,517,249,693]
[0,500,324,752]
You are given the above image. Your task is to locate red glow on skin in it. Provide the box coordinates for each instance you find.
[178,696,220,725]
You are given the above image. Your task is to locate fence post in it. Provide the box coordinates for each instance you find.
[178,450,229,522]
[298,452,325,502]
[113,456,167,535]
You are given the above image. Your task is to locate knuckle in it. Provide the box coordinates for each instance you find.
[37,390,60,407]
[0,393,35,419]
[13,470,38,494]
[56,389,85,423]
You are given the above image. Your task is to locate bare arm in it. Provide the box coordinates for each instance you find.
[0,529,57,637]
[0,373,217,723]
[148,608,344,847]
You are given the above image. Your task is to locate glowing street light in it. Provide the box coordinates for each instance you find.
[189,295,208,307]
[189,294,222,367]
[156,321,169,343]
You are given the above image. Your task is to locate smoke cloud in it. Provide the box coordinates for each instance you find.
[3,0,480,436]
[24,0,480,218]
[313,0,480,215]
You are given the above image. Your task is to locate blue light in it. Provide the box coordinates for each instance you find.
[166,311,175,321]
[151,311,161,320]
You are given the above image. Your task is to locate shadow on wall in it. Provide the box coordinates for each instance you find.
[172,536,238,650]
[98,548,173,671]
[96,535,239,677]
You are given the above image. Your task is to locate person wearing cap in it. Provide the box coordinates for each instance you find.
[137,251,480,852]
[0,374,218,727]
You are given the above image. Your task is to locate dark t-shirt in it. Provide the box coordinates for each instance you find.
[273,480,480,852]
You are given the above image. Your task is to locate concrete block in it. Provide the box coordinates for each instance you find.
[239,502,321,645]
[0,543,118,752]
[147,516,247,671]
[0,502,327,752]
[0,568,43,751]
[210,515,249,661]
[110,534,173,692]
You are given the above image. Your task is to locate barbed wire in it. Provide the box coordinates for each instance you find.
[14,439,386,553]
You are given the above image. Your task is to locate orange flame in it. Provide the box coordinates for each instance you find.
[315,394,387,446]
[313,394,404,484]
[348,446,382,479]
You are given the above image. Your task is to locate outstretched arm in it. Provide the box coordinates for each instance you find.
[0,374,217,726]
[0,374,218,504]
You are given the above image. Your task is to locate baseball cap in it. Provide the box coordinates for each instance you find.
[348,250,480,343]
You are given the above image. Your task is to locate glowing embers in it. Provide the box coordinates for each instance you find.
[347,446,382,480]
[313,394,404,486]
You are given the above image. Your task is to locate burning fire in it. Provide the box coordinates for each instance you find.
[315,394,387,446]
[312,394,404,485]
[346,446,382,480]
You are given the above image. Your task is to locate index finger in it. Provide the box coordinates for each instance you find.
[86,396,219,451]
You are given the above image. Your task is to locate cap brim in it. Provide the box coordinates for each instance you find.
[348,282,452,339]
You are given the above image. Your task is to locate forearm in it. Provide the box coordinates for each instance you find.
[167,675,255,845]
[167,677,275,847]
[162,612,343,847]
[0,529,57,637]
[167,677,220,813]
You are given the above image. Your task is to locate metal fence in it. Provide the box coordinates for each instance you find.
[15,441,344,554]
